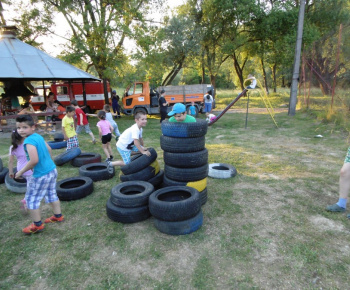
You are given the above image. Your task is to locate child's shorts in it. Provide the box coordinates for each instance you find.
[101,133,112,144]
[25,169,58,210]
[76,124,92,134]
[344,147,350,163]
[117,146,139,164]
[67,135,79,150]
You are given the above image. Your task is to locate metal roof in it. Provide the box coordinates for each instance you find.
[0,28,100,81]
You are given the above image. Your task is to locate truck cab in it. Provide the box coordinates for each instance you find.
[123,82,159,115]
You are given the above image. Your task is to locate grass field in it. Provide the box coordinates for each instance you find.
[0,89,350,289]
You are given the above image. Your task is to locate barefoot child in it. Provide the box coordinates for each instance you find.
[108,111,151,167]
[8,129,33,212]
[97,111,114,162]
[15,115,64,234]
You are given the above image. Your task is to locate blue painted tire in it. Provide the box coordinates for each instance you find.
[153,210,203,235]
[48,140,67,150]
[54,147,81,166]
[161,119,207,137]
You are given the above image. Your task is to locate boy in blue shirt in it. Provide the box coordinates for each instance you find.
[15,115,64,234]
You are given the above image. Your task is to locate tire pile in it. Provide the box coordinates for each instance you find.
[160,119,209,205]
[106,181,154,223]
[105,181,203,235]
[119,147,163,189]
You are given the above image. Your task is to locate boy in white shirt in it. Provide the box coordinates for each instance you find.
[108,111,151,167]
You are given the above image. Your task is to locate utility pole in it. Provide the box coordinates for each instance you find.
[288,0,305,116]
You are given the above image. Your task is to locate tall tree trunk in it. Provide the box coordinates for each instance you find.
[272,64,277,93]
[260,58,269,95]
[289,0,305,116]
[210,74,216,98]
[201,50,205,84]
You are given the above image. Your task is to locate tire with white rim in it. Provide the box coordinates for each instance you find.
[208,163,237,179]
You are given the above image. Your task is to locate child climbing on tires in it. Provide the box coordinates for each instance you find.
[108,110,151,168]
[97,110,114,162]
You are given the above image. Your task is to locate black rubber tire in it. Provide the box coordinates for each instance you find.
[106,198,151,223]
[147,170,164,189]
[0,167,9,184]
[163,149,208,168]
[199,188,208,205]
[56,176,94,201]
[161,119,207,138]
[110,181,154,208]
[53,132,64,142]
[70,152,102,167]
[5,168,27,194]
[153,210,203,235]
[160,136,205,153]
[164,164,208,182]
[48,140,67,150]
[54,147,81,166]
[162,175,207,192]
[149,186,201,222]
[0,158,3,171]
[120,148,157,175]
[79,162,115,182]
[120,160,160,182]
[208,163,237,179]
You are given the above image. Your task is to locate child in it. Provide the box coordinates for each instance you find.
[70,100,96,144]
[188,101,197,117]
[15,115,64,235]
[206,112,217,123]
[168,103,196,123]
[103,104,121,141]
[97,110,114,162]
[8,129,33,213]
[62,106,79,150]
[108,111,151,167]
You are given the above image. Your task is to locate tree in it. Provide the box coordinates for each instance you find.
[26,0,164,101]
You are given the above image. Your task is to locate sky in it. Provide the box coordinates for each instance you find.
[3,0,185,57]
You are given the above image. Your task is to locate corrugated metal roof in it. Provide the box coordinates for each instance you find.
[0,31,100,81]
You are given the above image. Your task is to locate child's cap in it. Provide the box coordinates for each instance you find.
[112,90,116,93]
[168,103,186,116]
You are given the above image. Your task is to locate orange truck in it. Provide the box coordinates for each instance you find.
[122,81,214,116]
[31,81,111,113]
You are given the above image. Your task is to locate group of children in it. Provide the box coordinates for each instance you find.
[9,101,202,234]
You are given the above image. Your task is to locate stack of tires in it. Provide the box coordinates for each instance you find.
[149,186,203,235]
[119,148,163,189]
[106,181,154,223]
[160,120,209,205]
